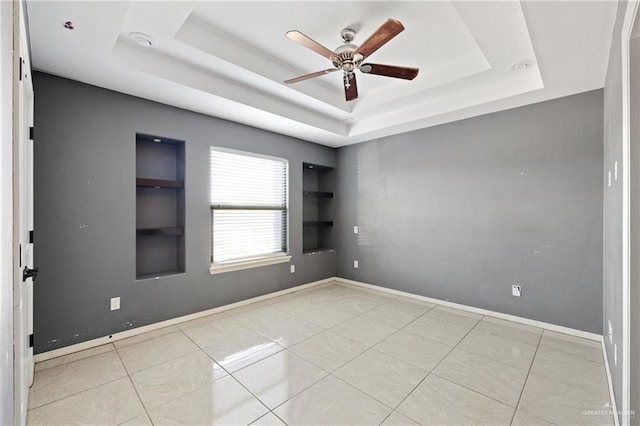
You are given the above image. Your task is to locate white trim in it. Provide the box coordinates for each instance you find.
[209,255,291,275]
[35,275,605,364]
[335,277,602,341]
[603,336,621,426]
[34,276,334,363]
[621,2,639,424]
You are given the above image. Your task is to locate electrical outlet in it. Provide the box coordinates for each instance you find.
[110,297,120,311]
[608,171,612,187]
[290,264,295,274]
[512,285,521,297]
[608,320,613,343]
[614,343,618,366]
[353,226,359,234]
[353,260,359,269]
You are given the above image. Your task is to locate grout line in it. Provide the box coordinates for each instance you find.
[112,343,153,424]
[388,315,484,423]
[27,375,126,413]
[27,348,129,412]
[509,329,544,425]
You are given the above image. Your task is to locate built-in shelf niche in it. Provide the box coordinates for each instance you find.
[136,133,185,279]
[302,162,334,254]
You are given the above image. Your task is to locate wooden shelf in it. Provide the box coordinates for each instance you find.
[303,248,334,255]
[303,221,333,227]
[136,178,183,189]
[303,191,333,198]
[136,270,186,280]
[136,227,183,236]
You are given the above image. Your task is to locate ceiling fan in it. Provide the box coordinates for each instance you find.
[284,19,419,102]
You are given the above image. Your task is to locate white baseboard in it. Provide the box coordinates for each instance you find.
[602,337,621,426]
[35,275,604,364]
[34,277,335,363]
[335,277,603,342]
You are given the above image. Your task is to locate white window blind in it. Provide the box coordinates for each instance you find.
[210,148,288,264]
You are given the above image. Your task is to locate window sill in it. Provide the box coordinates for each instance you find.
[209,255,292,275]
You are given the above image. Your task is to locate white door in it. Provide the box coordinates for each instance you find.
[13,0,35,423]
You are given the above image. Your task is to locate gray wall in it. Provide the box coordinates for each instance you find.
[33,72,335,354]
[603,1,627,420]
[335,90,604,334]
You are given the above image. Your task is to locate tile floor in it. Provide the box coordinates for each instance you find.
[27,282,614,425]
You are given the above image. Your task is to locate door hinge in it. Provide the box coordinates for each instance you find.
[28,334,33,348]
[29,127,34,141]
[19,57,22,81]
[19,244,21,267]
[29,230,34,244]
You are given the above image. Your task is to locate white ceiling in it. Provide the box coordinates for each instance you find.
[27,1,617,147]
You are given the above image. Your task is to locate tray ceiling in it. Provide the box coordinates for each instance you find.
[27,1,617,147]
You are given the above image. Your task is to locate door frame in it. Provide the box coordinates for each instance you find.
[622,1,639,425]
[12,0,34,424]
[0,0,16,423]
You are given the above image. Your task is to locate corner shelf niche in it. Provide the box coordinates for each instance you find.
[136,133,185,279]
[302,162,334,254]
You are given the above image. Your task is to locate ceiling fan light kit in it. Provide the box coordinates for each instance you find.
[284,18,419,102]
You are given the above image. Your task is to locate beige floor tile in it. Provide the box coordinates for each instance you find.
[131,351,227,410]
[233,350,327,409]
[29,351,127,409]
[268,295,319,316]
[421,305,482,328]
[351,290,396,305]
[273,375,391,425]
[402,316,473,346]
[290,331,367,372]
[474,317,542,346]
[335,349,427,408]
[203,330,284,373]
[532,345,609,397]
[175,314,226,330]
[148,375,268,425]
[433,349,528,407]
[250,412,286,426]
[114,326,180,349]
[328,296,381,314]
[374,330,452,372]
[511,410,554,426]
[457,330,537,370]
[360,309,420,329]
[27,377,144,425]
[180,314,251,348]
[117,330,199,374]
[519,373,614,426]
[226,304,291,328]
[296,287,345,305]
[257,316,323,347]
[296,304,358,329]
[375,298,436,316]
[119,413,152,426]
[539,331,603,363]
[381,411,420,425]
[397,374,514,425]
[332,316,397,346]
[35,344,114,373]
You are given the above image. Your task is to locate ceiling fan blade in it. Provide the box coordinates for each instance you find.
[284,68,338,84]
[285,30,336,60]
[354,19,404,59]
[344,73,358,101]
[360,63,419,80]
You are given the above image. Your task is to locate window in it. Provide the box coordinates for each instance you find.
[210,147,290,273]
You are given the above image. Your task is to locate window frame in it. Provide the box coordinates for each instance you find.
[209,147,291,274]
